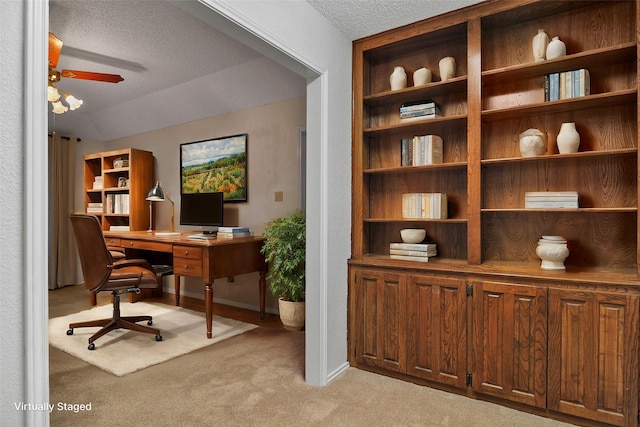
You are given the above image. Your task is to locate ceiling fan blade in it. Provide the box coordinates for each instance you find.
[60,70,124,83]
[49,32,63,69]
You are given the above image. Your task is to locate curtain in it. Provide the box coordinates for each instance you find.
[48,132,78,289]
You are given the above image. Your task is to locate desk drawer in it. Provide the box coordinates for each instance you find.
[105,237,122,247]
[173,245,203,260]
[121,239,173,253]
[174,258,203,276]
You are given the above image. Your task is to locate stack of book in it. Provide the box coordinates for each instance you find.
[402,193,447,219]
[545,69,590,101]
[389,242,437,263]
[399,100,442,123]
[92,176,103,190]
[109,225,130,232]
[525,191,578,208]
[86,202,103,214]
[217,226,251,239]
[401,135,443,166]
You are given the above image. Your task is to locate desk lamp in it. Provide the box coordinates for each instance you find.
[146,182,176,232]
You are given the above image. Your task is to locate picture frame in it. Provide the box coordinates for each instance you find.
[180,133,248,202]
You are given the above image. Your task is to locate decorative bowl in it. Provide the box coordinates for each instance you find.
[400,228,426,244]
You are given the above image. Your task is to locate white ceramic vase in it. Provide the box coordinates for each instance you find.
[557,122,580,154]
[439,57,456,81]
[413,67,432,86]
[546,36,566,59]
[536,238,570,270]
[390,66,407,91]
[532,29,549,62]
[519,128,546,157]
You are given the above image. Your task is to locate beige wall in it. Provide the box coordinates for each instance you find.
[75,97,306,313]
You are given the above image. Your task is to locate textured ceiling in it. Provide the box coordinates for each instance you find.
[307,0,480,40]
[48,0,480,141]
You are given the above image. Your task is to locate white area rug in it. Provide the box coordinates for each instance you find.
[49,302,258,376]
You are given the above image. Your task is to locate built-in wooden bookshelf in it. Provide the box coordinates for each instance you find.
[83,148,154,232]
[349,1,639,426]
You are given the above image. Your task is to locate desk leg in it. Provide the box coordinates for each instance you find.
[174,275,181,306]
[259,270,266,320]
[205,283,213,338]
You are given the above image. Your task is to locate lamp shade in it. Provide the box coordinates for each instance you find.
[146,181,165,201]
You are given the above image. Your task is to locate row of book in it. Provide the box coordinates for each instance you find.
[524,191,578,208]
[402,193,448,219]
[389,242,437,263]
[217,226,252,239]
[399,100,442,123]
[105,193,130,214]
[400,135,443,166]
[544,69,590,101]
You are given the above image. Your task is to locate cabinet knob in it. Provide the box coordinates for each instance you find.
[130,242,134,246]
[184,250,189,256]
[184,264,189,269]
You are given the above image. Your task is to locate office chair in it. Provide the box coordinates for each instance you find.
[67,214,163,350]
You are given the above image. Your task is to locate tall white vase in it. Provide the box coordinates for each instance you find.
[438,57,455,81]
[532,29,549,62]
[390,66,407,91]
[557,122,580,154]
[413,67,432,86]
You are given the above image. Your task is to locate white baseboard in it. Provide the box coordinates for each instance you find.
[326,362,350,384]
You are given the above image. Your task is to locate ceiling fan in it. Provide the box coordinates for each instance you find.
[48,32,124,113]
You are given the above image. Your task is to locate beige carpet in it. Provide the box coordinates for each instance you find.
[49,301,257,376]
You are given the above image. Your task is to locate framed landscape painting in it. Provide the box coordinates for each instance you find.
[180,133,248,202]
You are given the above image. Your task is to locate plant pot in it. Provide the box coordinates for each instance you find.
[278,298,305,331]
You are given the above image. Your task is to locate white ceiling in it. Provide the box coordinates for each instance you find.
[48,0,480,141]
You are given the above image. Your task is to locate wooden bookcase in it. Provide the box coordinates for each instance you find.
[349,1,639,426]
[83,148,154,232]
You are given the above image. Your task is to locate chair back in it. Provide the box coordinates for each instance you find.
[69,214,114,292]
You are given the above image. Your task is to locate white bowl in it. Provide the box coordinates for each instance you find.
[400,228,426,244]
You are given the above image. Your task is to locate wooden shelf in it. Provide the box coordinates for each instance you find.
[481,89,637,121]
[83,148,154,232]
[363,114,467,136]
[481,42,636,83]
[351,2,639,425]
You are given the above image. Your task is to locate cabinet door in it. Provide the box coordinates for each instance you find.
[548,289,639,427]
[352,269,406,372]
[473,281,547,408]
[406,275,467,388]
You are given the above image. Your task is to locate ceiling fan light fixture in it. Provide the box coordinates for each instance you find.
[51,100,68,114]
[47,84,60,102]
[65,94,83,110]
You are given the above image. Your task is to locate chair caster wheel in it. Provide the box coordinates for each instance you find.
[155,335,163,342]
[66,329,74,335]
[147,320,153,326]
[88,342,95,350]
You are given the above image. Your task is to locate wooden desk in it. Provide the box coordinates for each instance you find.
[104,231,267,338]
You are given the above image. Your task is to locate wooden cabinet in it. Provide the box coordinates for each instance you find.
[351,269,406,372]
[472,280,547,408]
[83,148,154,232]
[407,274,467,388]
[350,1,640,425]
[548,289,639,426]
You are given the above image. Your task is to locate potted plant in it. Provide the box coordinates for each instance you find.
[261,209,305,330]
